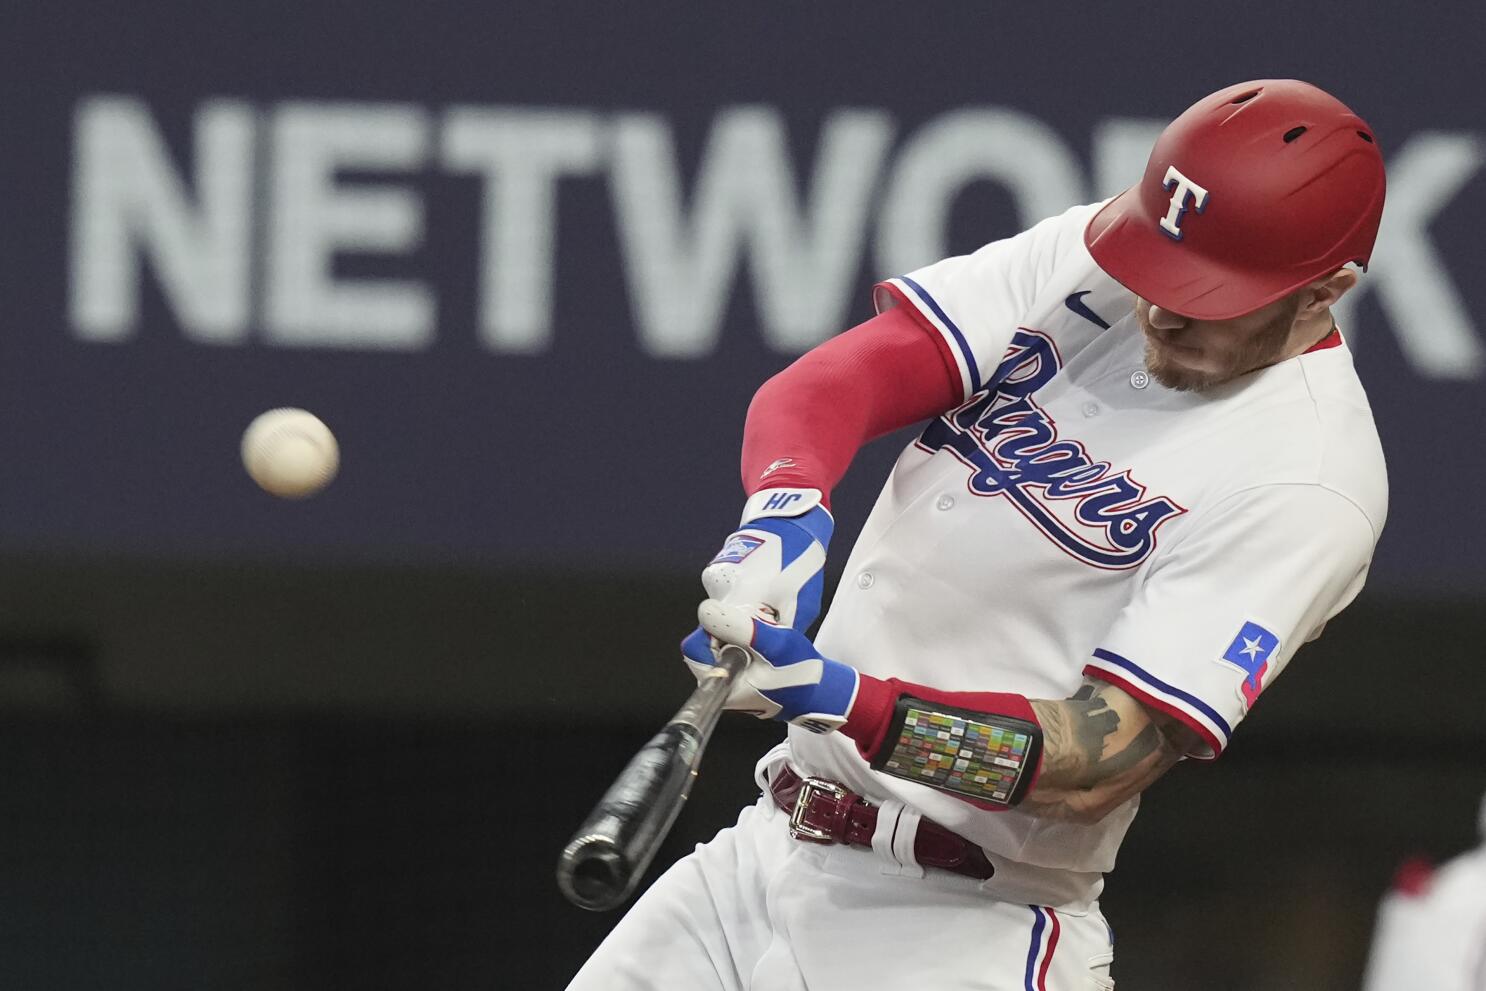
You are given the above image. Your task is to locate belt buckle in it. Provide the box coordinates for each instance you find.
[788,776,847,842]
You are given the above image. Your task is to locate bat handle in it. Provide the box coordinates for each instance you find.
[675,642,750,735]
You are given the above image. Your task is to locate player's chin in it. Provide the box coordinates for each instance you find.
[1145,340,1213,392]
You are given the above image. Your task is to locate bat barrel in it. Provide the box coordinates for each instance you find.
[556,722,703,910]
[556,645,749,911]
[558,839,627,910]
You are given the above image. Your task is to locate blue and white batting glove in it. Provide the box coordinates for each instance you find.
[682,599,860,734]
[702,488,833,633]
[681,488,834,710]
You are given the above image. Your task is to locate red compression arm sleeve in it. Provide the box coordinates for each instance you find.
[740,305,962,507]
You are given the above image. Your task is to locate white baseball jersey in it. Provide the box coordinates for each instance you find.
[787,200,1388,882]
[1363,794,1486,990]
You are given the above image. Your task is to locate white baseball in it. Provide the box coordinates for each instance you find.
[241,408,340,499]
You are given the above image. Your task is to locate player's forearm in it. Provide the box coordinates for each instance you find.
[1022,683,1189,822]
[695,603,1196,825]
[837,673,1191,825]
[740,306,961,503]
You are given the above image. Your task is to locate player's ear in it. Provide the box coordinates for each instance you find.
[1299,267,1359,318]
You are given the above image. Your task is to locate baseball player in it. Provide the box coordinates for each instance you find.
[569,79,1388,989]
[1363,792,1486,990]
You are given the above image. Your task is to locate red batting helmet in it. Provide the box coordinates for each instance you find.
[1084,79,1386,320]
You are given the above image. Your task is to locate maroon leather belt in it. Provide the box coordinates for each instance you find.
[768,766,995,880]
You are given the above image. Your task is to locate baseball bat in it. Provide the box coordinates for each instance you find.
[556,643,751,911]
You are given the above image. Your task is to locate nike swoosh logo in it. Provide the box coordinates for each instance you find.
[1065,290,1111,330]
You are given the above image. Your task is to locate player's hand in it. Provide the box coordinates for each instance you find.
[700,488,833,633]
[680,489,834,704]
[682,599,859,734]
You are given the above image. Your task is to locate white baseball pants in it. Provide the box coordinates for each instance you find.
[567,790,1117,990]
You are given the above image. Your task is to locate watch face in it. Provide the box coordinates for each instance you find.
[881,705,1035,805]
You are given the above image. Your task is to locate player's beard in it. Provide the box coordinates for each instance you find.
[1141,296,1302,392]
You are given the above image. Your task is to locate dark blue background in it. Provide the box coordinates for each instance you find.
[2,0,1482,596]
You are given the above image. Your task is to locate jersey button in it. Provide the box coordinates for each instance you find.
[1082,402,1100,417]
[856,571,875,590]
[1129,370,1150,390]
[935,494,955,511]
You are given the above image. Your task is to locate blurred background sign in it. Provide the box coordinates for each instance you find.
[2,0,1484,593]
[2,2,1484,989]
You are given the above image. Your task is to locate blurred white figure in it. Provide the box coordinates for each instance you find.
[1363,793,1486,990]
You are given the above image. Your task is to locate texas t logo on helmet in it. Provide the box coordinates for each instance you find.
[1158,165,1210,241]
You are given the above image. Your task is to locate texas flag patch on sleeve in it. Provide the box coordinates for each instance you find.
[1219,621,1281,709]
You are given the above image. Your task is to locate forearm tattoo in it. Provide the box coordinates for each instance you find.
[1023,680,1193,823]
